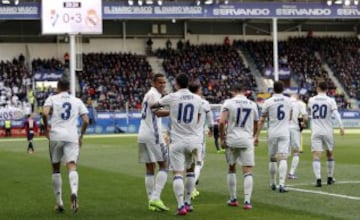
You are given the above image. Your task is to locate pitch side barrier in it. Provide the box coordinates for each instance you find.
[1,109,359,136]
[0,2,359,20]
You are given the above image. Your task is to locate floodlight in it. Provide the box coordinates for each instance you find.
[204,0,214,4]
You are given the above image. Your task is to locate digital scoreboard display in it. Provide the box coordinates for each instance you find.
[41,0,102,34]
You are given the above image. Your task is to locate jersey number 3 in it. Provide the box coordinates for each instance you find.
[61,102,72,120]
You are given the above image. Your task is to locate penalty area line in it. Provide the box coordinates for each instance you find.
[287,186,360,201]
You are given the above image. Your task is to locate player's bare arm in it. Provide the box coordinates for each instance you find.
[42,105,51,139]
[79,114,89,148]
[254,114,267,142]
[253,120,259,146]
[154,108,170,117]
[219,110,228,149]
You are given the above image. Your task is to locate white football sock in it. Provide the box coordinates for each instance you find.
[269,162,277,186]
[69,170,79,196]
[145,174,155,200]
[327,159,335,178]
[184,172,195,204]
[52,173,63,206]
[289,154,299,175]
[151,170,168,200]
[313,160,321,179]
[243,173,253,204]
[227,172,237,200]
[173,175,184,209]
[278,159,288,187]
[194,164,201,184]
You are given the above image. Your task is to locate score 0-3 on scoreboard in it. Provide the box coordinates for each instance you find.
[41,0,102,34]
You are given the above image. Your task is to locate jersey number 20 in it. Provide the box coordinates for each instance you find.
[312,104,327,119]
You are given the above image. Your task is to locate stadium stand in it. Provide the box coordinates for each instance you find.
[234,37,350,109]
[156,44,257,104]
[78,52,153,111]
[0,56,31,109]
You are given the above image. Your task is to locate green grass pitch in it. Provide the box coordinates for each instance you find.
[0,130,359,220]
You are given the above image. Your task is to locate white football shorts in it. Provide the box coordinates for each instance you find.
[311,133,334,152]
[49,141,79,164]
[225,146,255,167]
[138,142,168,163]
[268,135,290,158]
[169,141,202,171]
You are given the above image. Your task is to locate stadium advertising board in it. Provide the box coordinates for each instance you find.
[0,2,359,20]
[2,110,359,136]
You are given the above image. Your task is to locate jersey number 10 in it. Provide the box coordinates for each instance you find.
[177,103,194,124]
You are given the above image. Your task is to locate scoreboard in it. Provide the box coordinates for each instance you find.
[41,0,102,34]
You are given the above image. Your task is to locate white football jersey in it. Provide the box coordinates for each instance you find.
[44,92,88,143]
[290,98,308,130]
[196,98,213,143]
[308,93,338,135]
[158,88,203,143]
[138,87,163,144]
[221,94,259,147]
[262,93,291,137]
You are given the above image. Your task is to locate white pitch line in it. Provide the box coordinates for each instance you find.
[0,134,138,143]
[288,180,360,187]
[287,187,360,201]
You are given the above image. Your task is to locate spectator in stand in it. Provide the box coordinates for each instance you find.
[146,37,153,55]
[177,39,184,50]
[166,39,172,50]
[64,53,70,68]
[224,36,231,47]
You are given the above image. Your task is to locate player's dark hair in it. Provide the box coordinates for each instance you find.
[230,83,246,93]
[188,82,201,94]
[318,81,328,91]
[152,73,165,82]
[57,74,70,91]
[273,81,284,93]
[176,73,189,89]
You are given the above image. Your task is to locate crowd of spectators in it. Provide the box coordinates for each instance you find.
[234,37,350,109]
[31,58,64,112]
[319,37,360,101]
[0,55,32,112]
[78,52,153,111]
[32,58,64,72]
[156,44,257,103]
[2,36,358,113]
